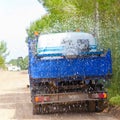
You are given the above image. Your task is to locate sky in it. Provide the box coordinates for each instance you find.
[0,0,47,61]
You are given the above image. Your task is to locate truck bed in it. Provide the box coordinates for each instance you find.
[29,50,112,80]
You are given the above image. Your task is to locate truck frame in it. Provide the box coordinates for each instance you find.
[28,32,112,114]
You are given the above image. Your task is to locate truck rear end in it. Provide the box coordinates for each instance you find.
[28,32,112,114]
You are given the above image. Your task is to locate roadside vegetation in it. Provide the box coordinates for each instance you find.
[0,40,28,70]
[0,41,8,69]
[109,95,120,106]
[8,56,28,70]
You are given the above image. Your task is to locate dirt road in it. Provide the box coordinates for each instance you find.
[0,71,118,120]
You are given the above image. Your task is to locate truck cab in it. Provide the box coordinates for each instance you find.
[37,32,99,57]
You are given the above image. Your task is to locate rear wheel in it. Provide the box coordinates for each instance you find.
[96,100,106,112]
[87,101,96,112]
[33,104,51,114]
[33,104,40,115]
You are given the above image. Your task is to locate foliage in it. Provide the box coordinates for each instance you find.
[0,56,5,69]
[8,59,17,66]
[0,41,8,58]
[23,56,29,70]
[28,0,120,36]
[27,0,96,37]
[8,56,28,70]
[109,95,120,106]
[0,41,8,68]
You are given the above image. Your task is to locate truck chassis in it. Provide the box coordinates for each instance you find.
[30,78,109,114]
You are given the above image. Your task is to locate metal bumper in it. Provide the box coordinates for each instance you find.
[33,92,105,104]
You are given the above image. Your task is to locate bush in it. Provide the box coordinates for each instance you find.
[109,95,120,106]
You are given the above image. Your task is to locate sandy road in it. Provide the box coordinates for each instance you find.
[0,71,118,120]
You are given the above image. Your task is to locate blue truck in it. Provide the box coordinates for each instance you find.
[28,32,112,114]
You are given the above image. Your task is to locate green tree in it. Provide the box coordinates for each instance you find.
[9,56,28,70]
[8,59,17,66]
[0,41,8,68]
[23,56,28,70]
[17,56,28,70]
[27,0,119,40]
[0,56,5,68]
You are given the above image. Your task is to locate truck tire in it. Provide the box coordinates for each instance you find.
[87,101,96,112]
[96,100,105,112]
[33,104,40,115]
